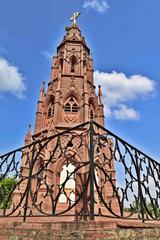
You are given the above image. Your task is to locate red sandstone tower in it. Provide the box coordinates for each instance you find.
[13,14,118,219]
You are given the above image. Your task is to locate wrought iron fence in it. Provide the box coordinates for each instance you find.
[0,120,159,222]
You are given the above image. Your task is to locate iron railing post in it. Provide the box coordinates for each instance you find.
[23,145,35,222]
[135,151,145,222]
[89,119,95,221]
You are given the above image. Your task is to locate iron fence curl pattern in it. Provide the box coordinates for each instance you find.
[0,120,159,222]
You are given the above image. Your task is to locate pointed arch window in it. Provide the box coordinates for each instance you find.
[70,55,77,73]
[37,160,45,185]
[90,109,94,119]
[72,103,78,113]
[47,99,55,118]
[64,97,79,113]
[59,58,63,73]
[48,107,52,118]
[89,103,94,120]
[64,102,71,112]
[59,163,75,203]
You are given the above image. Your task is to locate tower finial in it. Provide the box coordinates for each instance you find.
[39,81,45,101]
[70,12,81,26]
[25,124,32,145]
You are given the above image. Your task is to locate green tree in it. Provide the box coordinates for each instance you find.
[0,175,17,209]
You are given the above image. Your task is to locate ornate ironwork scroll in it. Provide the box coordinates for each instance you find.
[93,122,160,222]
[0,121,159,222]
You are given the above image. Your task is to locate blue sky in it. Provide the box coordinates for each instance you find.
[0,0,160,160]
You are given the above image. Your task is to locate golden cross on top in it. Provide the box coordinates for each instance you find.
[70,12,81,26]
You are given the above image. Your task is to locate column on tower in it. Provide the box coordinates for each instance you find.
[34,81,45,133]
[98,85,105,127]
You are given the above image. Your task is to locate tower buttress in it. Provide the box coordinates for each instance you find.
[98,85,104,127]
[34,81,45,133]
[25,124,32,145]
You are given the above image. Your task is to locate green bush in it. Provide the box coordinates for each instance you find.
[0,175,18,209]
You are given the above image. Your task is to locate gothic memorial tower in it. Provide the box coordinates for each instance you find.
[14,14,118,219]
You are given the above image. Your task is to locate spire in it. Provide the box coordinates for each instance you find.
[39,81,45,101]
[98,85,103,106]
[34,83,45,133]
[25,125,32,145]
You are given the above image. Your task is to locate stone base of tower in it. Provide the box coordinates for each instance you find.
[0,218,160,240]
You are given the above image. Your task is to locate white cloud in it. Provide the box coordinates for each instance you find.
[0,58,25,98]
[112,104,140,120]
[41,50,52,60]
[94,71,156,120]
[83,0,109,13]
